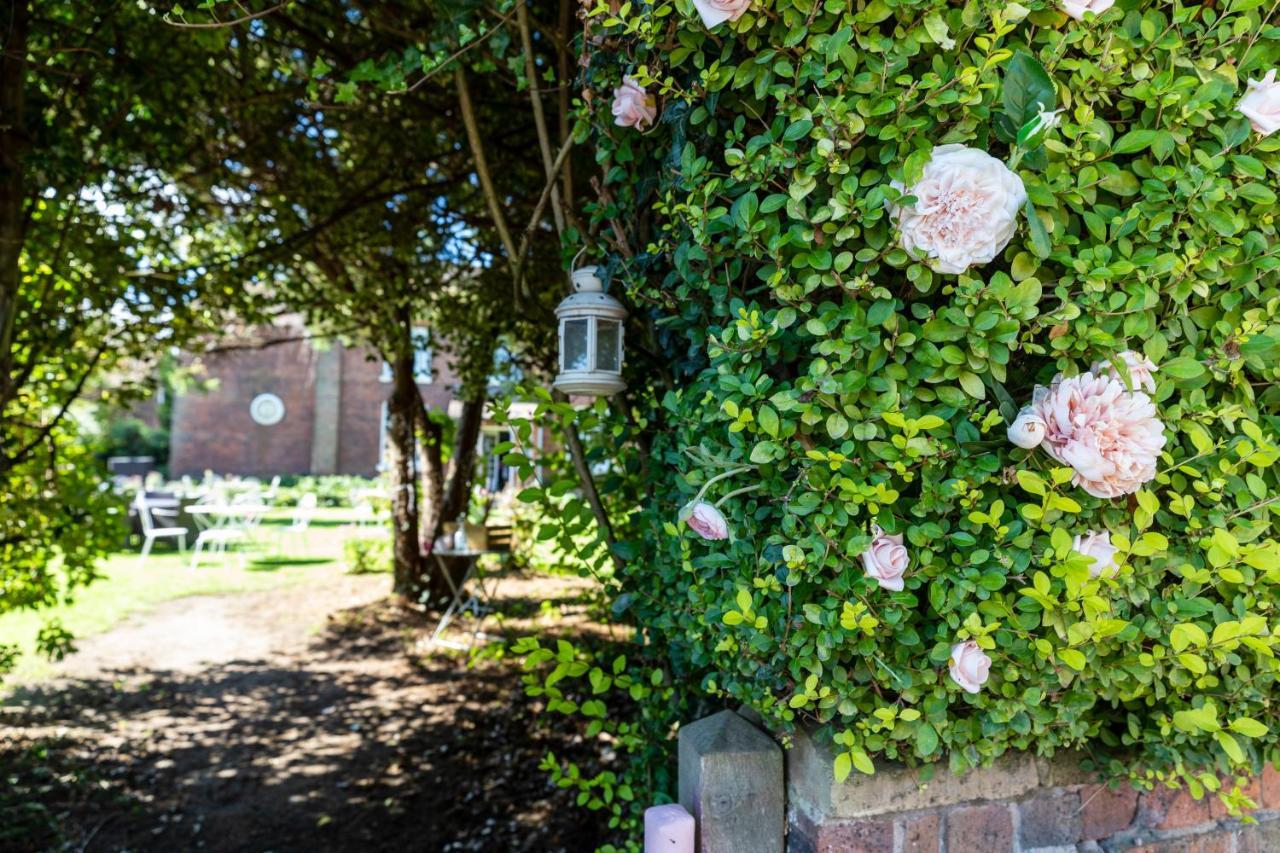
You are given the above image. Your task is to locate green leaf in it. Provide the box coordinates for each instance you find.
[1059,648,1086,670]
[1001,51,1055,127]
[1113,129,1160,155]
[916,724,939,756]
[833,752,852,783]
[758,405,780,437]
[1024,198,1051,259]
[1229,718,1267,738]
[958,372,986,400]
[1161,357,1206,380]
[1215,731,1245,764]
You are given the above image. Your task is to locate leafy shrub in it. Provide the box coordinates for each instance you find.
[343,536,391,574]
[576,0,1280,805]
[274,475,384,508]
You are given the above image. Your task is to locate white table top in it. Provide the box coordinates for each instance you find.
[187,504,271,516]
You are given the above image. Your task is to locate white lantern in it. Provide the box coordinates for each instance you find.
[554,266,627,396]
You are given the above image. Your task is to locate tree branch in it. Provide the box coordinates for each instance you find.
[454,66,520,280]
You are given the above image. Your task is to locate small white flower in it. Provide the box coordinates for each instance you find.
[1073,530,1120,579]
[1091,351,1158,394]
[1238,70,1280,137]
[1007,408,1047,449]
[1061,0,1115,20]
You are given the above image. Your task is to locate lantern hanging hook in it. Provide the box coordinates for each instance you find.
[571,243,590,272]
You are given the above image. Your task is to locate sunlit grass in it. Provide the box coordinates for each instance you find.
[0,508,388,685]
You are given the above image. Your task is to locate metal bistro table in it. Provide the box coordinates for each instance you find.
[426,548,502,651]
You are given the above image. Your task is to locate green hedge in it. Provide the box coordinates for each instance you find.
[586,0,1280,802]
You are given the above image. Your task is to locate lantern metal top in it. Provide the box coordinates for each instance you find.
[554,266,627,322]
[553,265,627,397]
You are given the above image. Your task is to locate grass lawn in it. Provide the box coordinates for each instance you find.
[0,507,389,684]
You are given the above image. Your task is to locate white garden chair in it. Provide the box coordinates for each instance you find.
[280,492,317,554]
[135,492,187,565]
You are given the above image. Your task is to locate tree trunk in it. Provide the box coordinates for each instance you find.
[0,0,31,413]
[387,347,426,599]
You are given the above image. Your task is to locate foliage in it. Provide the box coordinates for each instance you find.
[99,417,170,468]
[272,475,384,509]
[513,635,686,846]
[570,0,1280,810]
[0,1,269,664]
[344,536,393,575]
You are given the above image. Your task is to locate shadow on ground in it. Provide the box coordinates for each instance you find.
[0,599,611,853]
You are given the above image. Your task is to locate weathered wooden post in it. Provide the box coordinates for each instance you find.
[678,710,785,853]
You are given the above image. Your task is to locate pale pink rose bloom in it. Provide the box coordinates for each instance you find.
[684,501,729,540]
[860,525,908,591]
[891,144,1027,274]
[949,641,992,694]
[1091,350,1158,394]
[1007,407,1047,449]
[1073,530,1120,579]
[690,0,749,28]
[1062,0,1114,20]
[1238,70,1280,136]
[1028,372,1167,499]
[611,77,657,130]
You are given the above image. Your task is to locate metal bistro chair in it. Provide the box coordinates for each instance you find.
[135,492,188,565]
[280,492,318,554]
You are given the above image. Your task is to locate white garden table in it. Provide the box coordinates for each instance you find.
[425,549,502,651]
[187,503,271,568]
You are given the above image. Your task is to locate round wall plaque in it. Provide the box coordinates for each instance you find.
[249,393,286,426]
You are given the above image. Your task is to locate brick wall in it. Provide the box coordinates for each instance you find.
[170,331,463,478]
[169,334,319,477]
[787,727,1280,853]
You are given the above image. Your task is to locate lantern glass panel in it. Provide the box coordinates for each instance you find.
[562,319,590,371]
[595,320,621,372]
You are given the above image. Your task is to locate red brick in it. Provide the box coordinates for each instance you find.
[1081,782,1139,840]
[1019,789,1082,847]
[1262,762,1280,810]
[1139,786,1212,830]
[170,325,462,477]
[811,819,893,853]
[946,804,1013,852]
[1237,820,1280,853]
[900,813,940,853]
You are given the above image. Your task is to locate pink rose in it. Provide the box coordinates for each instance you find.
[891,144,1027,274]
[690,0,749,28]
[1061,0,1114,20]
[1091,350,1158,394]
[1073,530,1119,579]
[684,501,729,540]
[1027,371,1167,499]
[949,641,992,694]
[1238,70,1280,137]
[611,77,657,130]
[860,525,908,591]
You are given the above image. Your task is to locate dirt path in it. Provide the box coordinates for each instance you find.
[52,569,387,678]
[0,567,610,852]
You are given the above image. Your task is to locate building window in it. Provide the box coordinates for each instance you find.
[480,429,513,492]
[380,327,432,384]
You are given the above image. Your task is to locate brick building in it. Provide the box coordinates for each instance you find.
[169,325,458,478]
